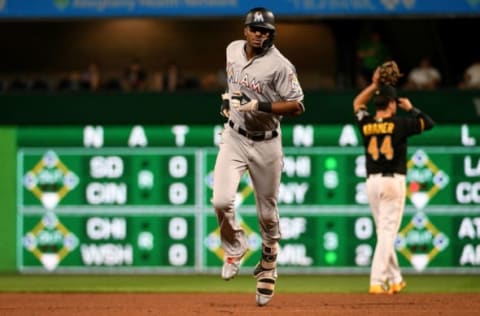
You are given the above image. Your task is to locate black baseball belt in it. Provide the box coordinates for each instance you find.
[228,120,278,141]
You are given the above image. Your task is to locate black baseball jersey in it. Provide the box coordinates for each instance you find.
[355,111,424,176]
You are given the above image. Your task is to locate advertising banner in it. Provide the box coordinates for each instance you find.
[1,0,479,18]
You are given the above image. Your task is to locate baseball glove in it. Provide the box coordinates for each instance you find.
[378,60,403,86]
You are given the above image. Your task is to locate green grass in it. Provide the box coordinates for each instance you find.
[1,274,480,293]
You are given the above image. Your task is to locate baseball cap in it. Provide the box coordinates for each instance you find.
[374,84,397,99]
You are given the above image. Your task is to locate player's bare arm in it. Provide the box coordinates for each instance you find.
[353,67,380,113]
[271,100,304,116]
[353,83,377,113]
[396,98,413,111]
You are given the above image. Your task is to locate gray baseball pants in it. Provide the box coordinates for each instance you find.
[212,125,283,258]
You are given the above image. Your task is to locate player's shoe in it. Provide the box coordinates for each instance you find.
[368,284,390,295]
[253,262,277,306]
[221,254,244,280]
[388,280,407,294]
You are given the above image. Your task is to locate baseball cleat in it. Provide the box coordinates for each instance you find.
[221,255,244,280]
[254,263,277,306]
[368,284,391,295]
[388,280,407,294]
[256,293,273,307]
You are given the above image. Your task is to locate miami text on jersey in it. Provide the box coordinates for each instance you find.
[227,62,263,94]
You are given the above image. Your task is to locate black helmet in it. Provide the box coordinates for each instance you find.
[244,7,275,51]
[244,7,275,31]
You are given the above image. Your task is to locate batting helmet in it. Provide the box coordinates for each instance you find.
[244,7,275,31]
[244,7,276,51]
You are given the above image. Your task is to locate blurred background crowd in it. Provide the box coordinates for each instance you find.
[1,16,479,94]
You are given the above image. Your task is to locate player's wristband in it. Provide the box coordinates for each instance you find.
[409,107,421,116]
[258,102,272,113]
[222,99,230,110]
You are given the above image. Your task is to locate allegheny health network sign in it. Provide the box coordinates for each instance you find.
[0,0,479,18]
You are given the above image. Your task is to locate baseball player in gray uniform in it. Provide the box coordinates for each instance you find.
[212,7,305,306]
[353,68,434,294]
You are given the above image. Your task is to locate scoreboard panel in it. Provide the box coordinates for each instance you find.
[22,212,196,272]
[17,124,480,273]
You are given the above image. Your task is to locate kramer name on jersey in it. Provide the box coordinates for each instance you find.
[362,122,395,136]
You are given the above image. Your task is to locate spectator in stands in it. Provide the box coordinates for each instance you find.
[8,77,29,92]
[458,57,480,89]
[58,71,89,92]
[29,77,51,92]
[122,58,147,91]
[81,62,101,92]
[164,61,181,92]
[150,69,165,92]
[200,68,227,92]
[405,56,442,90]
[150,60,184,92]
[356,31,391,88]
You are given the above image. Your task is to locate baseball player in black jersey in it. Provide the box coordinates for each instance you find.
[353,67,435,294]
[212,7,304,306]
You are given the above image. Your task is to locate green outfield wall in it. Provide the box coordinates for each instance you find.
[1,89,479,273]
[1,123,480,274]
[2,89,479,125]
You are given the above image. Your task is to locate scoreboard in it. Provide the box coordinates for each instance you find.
[17,124,480,273]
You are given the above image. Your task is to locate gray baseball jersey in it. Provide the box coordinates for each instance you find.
[226,40,304,131]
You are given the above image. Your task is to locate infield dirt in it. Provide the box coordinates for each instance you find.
[1,293,479,315]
